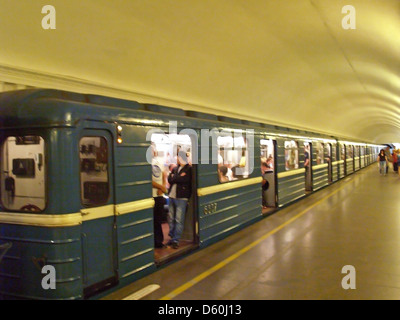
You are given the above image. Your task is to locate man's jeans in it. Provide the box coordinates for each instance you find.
[168,198,188,243]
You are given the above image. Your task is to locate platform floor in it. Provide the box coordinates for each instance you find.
[104,165,400,300]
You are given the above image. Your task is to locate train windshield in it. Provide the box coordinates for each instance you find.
[0,136,46,212]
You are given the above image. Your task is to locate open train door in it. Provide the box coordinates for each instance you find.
[150,131,199,265]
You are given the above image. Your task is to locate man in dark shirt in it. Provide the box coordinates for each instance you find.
[167,151,192,249]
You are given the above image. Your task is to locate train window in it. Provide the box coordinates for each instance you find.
[284,140,299,171]
[341,145,346,160]
[79,137,109,206]
[218,135,249,182]
[354,146,360,158]
[260,139,274,172]
[316,142,325,164]
[151,133,192,168]
[346,145,353,159]
[0,136,46,212]
[325,144,331,162]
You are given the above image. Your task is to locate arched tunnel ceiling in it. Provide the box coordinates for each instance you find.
[0,0,399,143]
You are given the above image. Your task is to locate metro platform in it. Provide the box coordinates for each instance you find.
[103,165,400,300]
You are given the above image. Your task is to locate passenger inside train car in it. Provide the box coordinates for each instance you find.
[167,151,192,249]
[151,143,168,249]
[303,142,312,192]
[217,135,249,182]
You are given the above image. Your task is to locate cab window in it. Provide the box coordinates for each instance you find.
[1,136,46,212]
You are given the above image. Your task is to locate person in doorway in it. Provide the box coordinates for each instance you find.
[377,149,388,175]
[261,162,269,208]
[152,145,167,248]
[167,150,192,249]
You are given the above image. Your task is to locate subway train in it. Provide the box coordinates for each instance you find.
[0,89,382,300]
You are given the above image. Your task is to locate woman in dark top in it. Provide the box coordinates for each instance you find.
[377,149,387,175]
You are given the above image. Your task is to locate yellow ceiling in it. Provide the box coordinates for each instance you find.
[0,0,399,143]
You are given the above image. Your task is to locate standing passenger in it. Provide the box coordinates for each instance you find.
[167,151,192,249]
[152,146,167,248]
[261,162,269,208]
[304,145,310,169]
[384,146,392,174]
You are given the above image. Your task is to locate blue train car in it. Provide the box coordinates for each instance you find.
[0,89,379,299]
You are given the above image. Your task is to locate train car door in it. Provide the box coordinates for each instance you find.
[326,143,332,183]
[261,139,277,214]
[150,132,198,265]
[304,142,312,192]
[354,146,360,171]
[361,146,365,167]
[79,130,117,297]
[342,144,347,177]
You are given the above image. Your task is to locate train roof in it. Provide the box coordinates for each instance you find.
[0,89,348,142]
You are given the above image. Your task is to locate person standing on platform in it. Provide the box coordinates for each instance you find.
[392,150,398,173]
[167,151,192,249]
[384,146,392,174]
[377,149,388,175]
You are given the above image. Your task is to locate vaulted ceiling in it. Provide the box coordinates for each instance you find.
[1,0,399,143]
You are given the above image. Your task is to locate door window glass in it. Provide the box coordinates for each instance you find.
[79,137,109,206]
[217,135,249,182]
[285,140,299,171]
[261,139,274,172]
[316,142,325,164]
[325,144,331,162]
[346,145,353,159]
